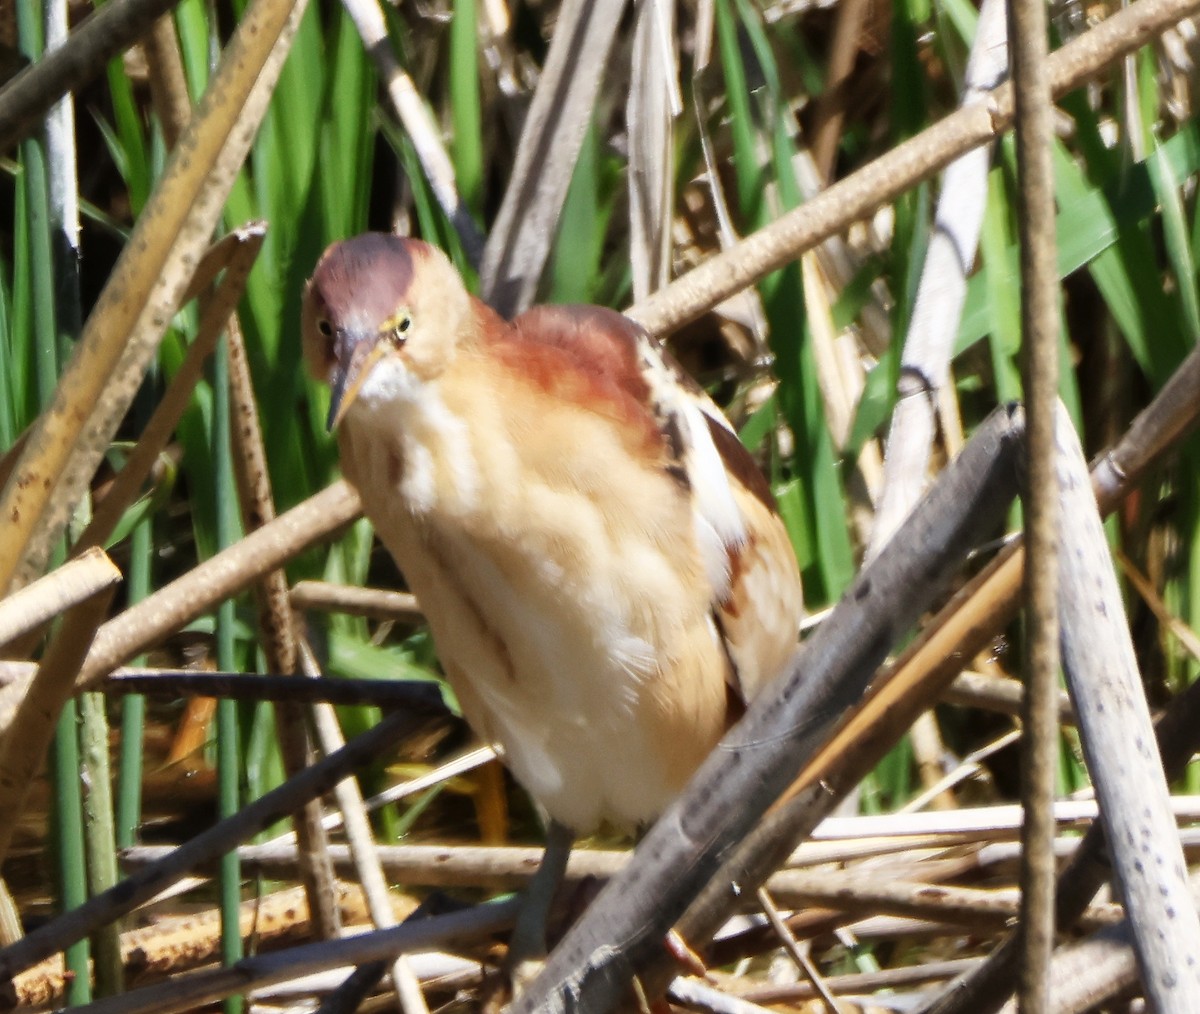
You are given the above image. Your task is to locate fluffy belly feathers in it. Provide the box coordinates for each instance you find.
[340,398,735,832]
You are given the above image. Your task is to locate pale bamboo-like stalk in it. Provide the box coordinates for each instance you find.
[226,312,299,675]
[789,149,892,357]
[869,0,1009,555]
[666,977,782,1014]
[757,887,841,1012]
[479,0,629,315]
[123,795,1200,886]
[627,0,677,303]
[73,226,266,553]
[79,690,122,995]
[1052,404,1200,1010]
[305,641,428,1014]
[1118,549,1200,661]
[0,560,119,866]
[290,580,422,622]
[764,869,1122,932]
[995,873,1200,1014]
[339,0,482,264]
[0,888,17,949]
[940,671,1073,723]
[76,481,362,691]
[925,673,1200,1014]
[224,307,342,940]
[1009,0,1062,998]
[141,14,190,149]
[733,958,984,1006]
[0,549,121,650]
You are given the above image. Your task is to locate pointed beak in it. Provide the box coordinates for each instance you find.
[326,336,388,432]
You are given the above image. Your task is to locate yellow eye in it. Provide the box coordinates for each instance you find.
[389,314,412,345]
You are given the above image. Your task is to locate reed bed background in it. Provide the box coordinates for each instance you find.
[0,0,1199,1010]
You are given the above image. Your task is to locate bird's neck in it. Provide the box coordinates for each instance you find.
[342,350,510,524]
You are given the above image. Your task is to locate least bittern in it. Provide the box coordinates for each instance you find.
[303,233,803,964]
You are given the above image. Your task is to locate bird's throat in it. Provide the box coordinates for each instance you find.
[345,375,482,521]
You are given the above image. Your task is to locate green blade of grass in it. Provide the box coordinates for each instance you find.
[449,0,483,217]
[212,333,244,1014]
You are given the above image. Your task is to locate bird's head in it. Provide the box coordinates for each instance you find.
[302,234,474,430]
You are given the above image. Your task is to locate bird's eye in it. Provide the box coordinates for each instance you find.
[317,319,333,337]
[389,314,412,345]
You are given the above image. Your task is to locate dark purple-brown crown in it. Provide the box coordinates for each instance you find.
[306,234,430,332]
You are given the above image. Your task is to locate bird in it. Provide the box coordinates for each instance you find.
[302,232,803,960]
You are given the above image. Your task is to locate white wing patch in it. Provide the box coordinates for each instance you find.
[634,333,748,599]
